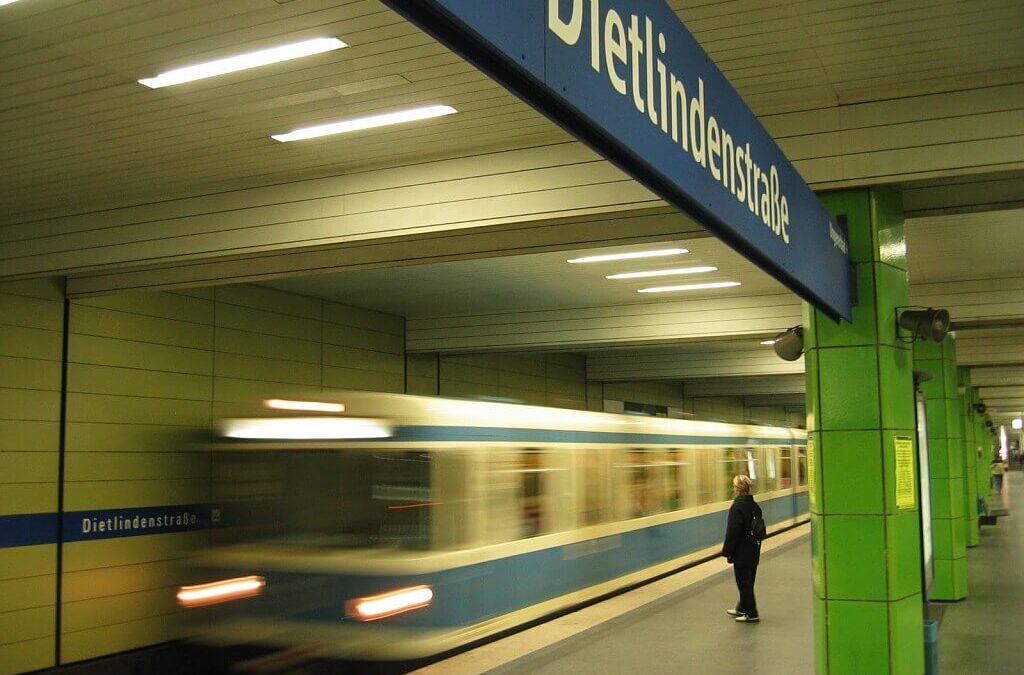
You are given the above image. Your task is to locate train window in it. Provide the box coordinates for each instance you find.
[762,447,779,492]
[797,446,808,487]
[616,449,669,518]
[579,450,611,526]
[667,450,683,510]
[485,450,552,541]
[719,449,747,501]
[779,447,793,489]
[745,449,758,481]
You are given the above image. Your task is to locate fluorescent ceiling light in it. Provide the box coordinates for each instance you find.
[264,398,344,413]
[567,248,688,264]
[272,105,457,142]
[638,281,741,293]
[0,1,22,6]
[138,37,346,88]
[606,266,717,280]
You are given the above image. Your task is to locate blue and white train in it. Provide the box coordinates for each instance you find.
[179,391,808,660]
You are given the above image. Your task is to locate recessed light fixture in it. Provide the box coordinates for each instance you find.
[606,266,717,280]
[567,248,688,264]
[271,105,457,142]
[138,37,347,88]
[637,281,741,293]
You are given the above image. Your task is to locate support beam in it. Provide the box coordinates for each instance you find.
[805,187,924,675]
[914,336,968,600]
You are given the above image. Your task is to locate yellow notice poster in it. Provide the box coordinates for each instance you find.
[894,436,916,510]
[806,436,816,509]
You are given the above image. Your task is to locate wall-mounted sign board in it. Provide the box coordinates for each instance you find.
[382,0,853,320]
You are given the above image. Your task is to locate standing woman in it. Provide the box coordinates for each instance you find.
[722,475,763,623]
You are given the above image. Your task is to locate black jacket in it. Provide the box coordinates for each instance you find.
[721,494,762,567]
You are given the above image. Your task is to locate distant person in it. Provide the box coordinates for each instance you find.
[991,459,1005,492]
[722,475,764,623]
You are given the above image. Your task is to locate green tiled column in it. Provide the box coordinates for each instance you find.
[805,188,924,675]
[913,337,967,600]
[959,368,980,547]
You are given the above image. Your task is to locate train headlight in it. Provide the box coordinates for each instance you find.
[177,575,265,607]
[346,585,433,621]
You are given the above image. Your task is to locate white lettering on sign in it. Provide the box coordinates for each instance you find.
[549,0,805,247]
[829,221,849,254]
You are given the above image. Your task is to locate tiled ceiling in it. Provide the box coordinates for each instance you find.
[3,0,1024,217]
[3,0,1023,419]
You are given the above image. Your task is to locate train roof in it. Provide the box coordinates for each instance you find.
[215,390,806,445]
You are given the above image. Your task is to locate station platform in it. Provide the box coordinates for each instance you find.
[416,472,1023,675]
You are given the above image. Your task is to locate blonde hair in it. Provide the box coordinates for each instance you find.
[733,475,753,494]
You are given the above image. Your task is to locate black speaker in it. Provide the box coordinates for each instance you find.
[772,326,804,362]
[898,308,950,343]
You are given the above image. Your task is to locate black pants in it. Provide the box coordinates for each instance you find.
[733,563,758,618]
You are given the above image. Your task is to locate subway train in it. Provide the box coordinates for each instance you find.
[179,391,808,661]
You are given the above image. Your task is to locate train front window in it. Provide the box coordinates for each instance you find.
[210,450,435,550]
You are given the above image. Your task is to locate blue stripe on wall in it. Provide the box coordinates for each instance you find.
[0,505,209,549]
[0,512,59,548]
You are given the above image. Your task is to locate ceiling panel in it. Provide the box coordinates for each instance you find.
[3,0,1023,218]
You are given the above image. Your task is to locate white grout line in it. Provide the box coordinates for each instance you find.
[410,524,811,675]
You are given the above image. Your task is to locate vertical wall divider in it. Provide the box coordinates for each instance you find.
[54,289,71,666]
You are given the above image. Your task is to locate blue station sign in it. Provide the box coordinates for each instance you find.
[382,0,853,320]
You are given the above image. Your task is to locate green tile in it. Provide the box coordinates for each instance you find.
[808,431,821,513]
[944,399,961,438]
[819,347,880,431]
[805,348,820,432]
[930,559,955,601]
[826,599,889,675]
[930,518,953,560]
[948,475,964,516]
[814,594,828,673]
[820,430,884,515]
[886,511,922,600]
[875,264,911,346]
[926,438,949,480]
[913,363,943,403]
[802,302,819,350]
[872,187,907,271]
[824,515,887,600]
[811,513,825,598]
[879,346,915,429]
[888,593,924,675]
[913,341,942,361]
[953,556,968,598]
[817,263,877,347]
[924,398,947,438]
[929,480,951,519]
[942,356,959,397]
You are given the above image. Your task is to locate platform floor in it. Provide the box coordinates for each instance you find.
[938,470,1022,675]
[419,472,1023,675]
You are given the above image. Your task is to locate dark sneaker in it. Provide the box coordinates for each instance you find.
[726,609,744,617]
[735,615,760,623]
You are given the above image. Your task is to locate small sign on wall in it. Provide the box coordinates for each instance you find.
[894,436,916,510]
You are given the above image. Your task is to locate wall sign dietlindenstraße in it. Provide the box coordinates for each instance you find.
[382,0,853,321]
